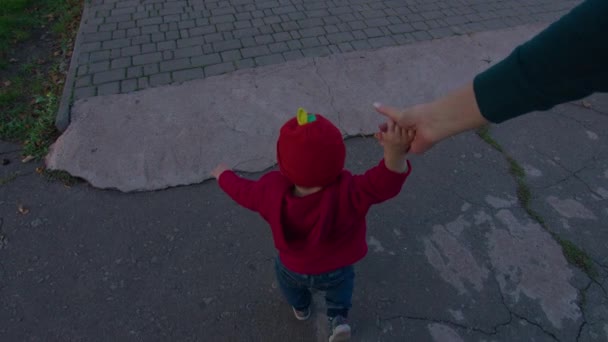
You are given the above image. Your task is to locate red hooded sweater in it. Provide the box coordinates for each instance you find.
[218,159,411,274]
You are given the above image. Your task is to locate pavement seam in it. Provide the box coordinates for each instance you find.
[532,148,606,201]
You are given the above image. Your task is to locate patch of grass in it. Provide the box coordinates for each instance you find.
[22,93,59,158]
[1,72,53,156]
[0,0,83,159]
[515,180,531,207]
[558,238,597,278]
[0,0,37,64]
[476,125,597,279]
[476,126,504,153]
[506,156,525,179]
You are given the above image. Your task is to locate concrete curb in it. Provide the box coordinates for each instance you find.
[55,0,91,131]
[46,24,544,192]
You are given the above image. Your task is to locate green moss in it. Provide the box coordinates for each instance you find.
[558,238,597,278]
[477,125,597,279]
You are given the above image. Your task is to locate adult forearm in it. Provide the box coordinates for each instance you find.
[474,0,608,123]
[427,82,489,138]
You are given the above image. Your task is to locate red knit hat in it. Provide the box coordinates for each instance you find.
[277,109,346,187]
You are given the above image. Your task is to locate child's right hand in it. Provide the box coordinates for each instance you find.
[377,120,414,173]
[377,120,415,154]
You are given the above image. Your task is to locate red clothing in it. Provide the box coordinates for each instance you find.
[218,159,411,274]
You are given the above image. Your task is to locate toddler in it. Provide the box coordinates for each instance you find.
[211,109,413,341]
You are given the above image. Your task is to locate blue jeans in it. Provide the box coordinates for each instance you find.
[274,257,355,318]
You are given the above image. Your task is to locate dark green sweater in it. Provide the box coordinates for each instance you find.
[474,0,608,123]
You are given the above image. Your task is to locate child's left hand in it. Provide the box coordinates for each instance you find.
[211,163,230,179]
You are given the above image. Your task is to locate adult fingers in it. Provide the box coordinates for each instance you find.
[374,103,402,125]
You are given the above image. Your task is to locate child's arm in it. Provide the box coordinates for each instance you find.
[377,120,413,173]
[212,164,265,213]
[350,122,414,209]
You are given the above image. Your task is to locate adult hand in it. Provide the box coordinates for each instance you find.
[374,103,438,154]
[374,82,489,154]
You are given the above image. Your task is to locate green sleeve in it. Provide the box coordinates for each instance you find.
[473,0,608,123]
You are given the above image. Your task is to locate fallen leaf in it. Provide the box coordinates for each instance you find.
[3,81,11,87]
[21,155,35,163]
[35,167,44,174]
[582,100,592,109]
[53,51,61,56]
[18,205,30,215]
[9,58,18,63]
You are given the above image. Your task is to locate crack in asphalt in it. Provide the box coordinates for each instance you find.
[554,109,594,130]
[385,268,564,340]
[217,115,250,135]
[576,280,593,342]
[489,269,562,342]
[379,311,512,336]
[532,149,606,199]
[511,311,560,342]
[312,57,341,132]
[528,147,589,178]
[568,101,608,117]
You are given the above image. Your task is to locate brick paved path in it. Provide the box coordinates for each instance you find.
[73,0,577,101]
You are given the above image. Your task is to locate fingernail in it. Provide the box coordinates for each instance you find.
[373,102,381,108]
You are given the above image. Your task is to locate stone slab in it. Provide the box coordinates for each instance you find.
[46,25,544,192]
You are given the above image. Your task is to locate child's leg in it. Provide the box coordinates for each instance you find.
[321,266,355,318]
[274,257,312,310]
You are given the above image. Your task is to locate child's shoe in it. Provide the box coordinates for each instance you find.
[328,315,351,342]
[292,306,311,320]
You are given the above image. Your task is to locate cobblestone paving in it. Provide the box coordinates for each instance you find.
[73,0,578,100]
